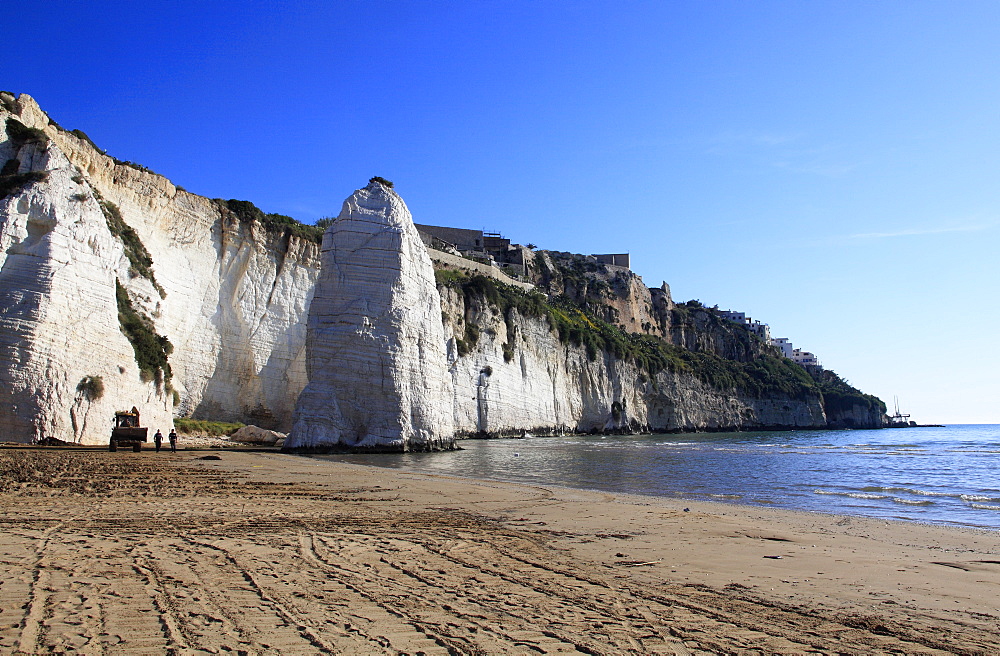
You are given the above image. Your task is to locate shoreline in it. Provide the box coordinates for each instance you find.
[313,424,1000,532]
[311,451,1000,532]
[11,440,996,531]
[2,448,997,653]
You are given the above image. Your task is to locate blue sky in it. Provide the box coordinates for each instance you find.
[8,1,999,422]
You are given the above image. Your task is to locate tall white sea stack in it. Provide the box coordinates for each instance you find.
[285,180,455,451]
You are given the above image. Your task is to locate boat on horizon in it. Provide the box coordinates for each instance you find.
[886,397,944,428]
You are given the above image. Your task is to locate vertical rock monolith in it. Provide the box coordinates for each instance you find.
[284,180,455,451]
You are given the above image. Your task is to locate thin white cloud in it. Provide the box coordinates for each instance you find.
[770,160,858,177]
[849,224,995,239]
[705,131,857,177]
[707,131,804,146]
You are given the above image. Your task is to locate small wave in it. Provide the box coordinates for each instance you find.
[961,494,997,502]
[709,494,742,499]
[813,490,888,500]
[862,486,953,497]
[970,504,1000,511]
[892,498,933,506]
[944,448,998,453]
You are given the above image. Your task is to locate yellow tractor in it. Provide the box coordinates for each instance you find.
[110,406,147,452]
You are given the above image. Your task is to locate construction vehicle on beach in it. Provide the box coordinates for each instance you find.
[110,406,147,452]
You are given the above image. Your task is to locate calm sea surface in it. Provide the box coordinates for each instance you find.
[320,424,1000,529]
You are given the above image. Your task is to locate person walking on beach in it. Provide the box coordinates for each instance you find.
[168,428,177,452]
[153,430,163,453]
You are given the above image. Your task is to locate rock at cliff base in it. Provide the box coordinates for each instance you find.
[285,181,455,451]
[230,425,286,445]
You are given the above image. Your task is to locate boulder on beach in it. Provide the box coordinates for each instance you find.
[230,425,286,445]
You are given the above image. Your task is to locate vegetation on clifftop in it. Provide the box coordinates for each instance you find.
[217,198,323,244]
[437,271,818,400]
[1,119,51,199]
[438,270,881,416]
[0,92,16,114]
[810,368,887,417]
[69,128,105,153]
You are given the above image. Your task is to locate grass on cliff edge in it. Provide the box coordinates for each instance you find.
[810,368,886,417]
[217,198,323,244]
[438,270,843,403]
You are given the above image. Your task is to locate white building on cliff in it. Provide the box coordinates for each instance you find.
[792,348,819,367]
[771,337,794,358]
[719,310,771,343]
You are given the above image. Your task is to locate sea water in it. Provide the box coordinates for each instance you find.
[323,424,1000,529]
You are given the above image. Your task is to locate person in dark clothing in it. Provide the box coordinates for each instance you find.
[168,428,177,452]
[153,430,163,452]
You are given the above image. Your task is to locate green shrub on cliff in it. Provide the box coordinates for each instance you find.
[99,199,165,297]
[5,118,48,145]
[810,368,886,417]
[443,271,817,400]
[116,280,173,386]
[218,198,323,244]
[173,418,244,436]
[70,128,106,154]
[111,157,156,175]
[76,376,105,402]
[0,92,16,114]
[0,162,48,199]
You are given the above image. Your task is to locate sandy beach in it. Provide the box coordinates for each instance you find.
[1,448,999,655]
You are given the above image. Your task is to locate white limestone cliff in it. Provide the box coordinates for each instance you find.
[440,287,828,436]
[1,94,319,443]
[285,181,455,451]
[0,106,175,441]
[0,93,880,445]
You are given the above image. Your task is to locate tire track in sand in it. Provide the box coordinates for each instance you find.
[2,451,997,655]
[308,530,690,655]
[454,530,971,655]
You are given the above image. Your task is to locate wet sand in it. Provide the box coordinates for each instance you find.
[1,447,998,654]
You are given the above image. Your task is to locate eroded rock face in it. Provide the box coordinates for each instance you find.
[0,106,175,442]
[0,94,319,443]
[285,182,455,451]
[440,287,829,436]
[0,93,880,443]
